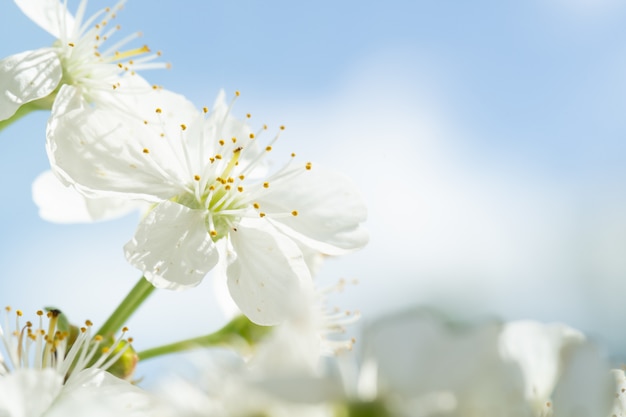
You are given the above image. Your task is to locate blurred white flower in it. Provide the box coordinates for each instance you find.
[0,307,158,417]
[359,311,615,417]
[156,280,359,417]
[256,310,616,417]
[0,0,168,123]
[46,86,368,325]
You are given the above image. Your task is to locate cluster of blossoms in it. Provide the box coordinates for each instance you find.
[2,1,626,416]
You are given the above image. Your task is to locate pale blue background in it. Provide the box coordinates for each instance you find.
[2,0,626,378]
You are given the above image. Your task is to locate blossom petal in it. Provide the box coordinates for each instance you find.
[0,369,63,417]
[32,170,143,223]
[550,343,614,417]
[47,84,199,201]
[498,320,585,406]
[0,49,61,121]
[14,0,75,39]
[258,163,368,255]
[124,201,218,289]
[45,369,159,417]
[227,218,311,326]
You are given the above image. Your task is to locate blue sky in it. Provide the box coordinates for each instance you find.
[2,0,626,374]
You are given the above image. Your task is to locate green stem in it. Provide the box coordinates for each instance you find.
[137,315,272,361]
[96,276,155,338]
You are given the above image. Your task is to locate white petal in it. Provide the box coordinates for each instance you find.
[0,49,61,121]
[610,369,626,417]
[46,369,159,417]
[363,310,530,414]
[47,84,198,201]
[551,343,614,417]
[227,218,311,326]
[125,201,218,289]
[258,163,368,255]
[0,369,63,417]
[32,170,143,223]
[498,320,585,406]
[14,0,74,39]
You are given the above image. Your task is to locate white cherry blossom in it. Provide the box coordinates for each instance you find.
[0,307,158,417]
[0,0,168,124]
[46,86,368,325]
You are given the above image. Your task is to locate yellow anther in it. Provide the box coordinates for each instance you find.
[235,91,241,96]
[253,202,260,209]
[122,326,129,332]
[194,175,201,181]
[265,146,272,152]
[225,185,231,190]
[215,154,223,160]
[291,210,299,216]
[209,157,215,163]
[231,137,237,143]
[128,337,134,343]
[16,310,23,317]
[237,186,244,192]
[259,212,266,218]
[209,185,216,191]
[68,42,75,47]
[155,108,162,113]
[227,177,234,183]
[85,320,93,326]
[118,63,123,68]
[36,310,43,316]
[142,148,150,154]
[280,125,285,130]
[249,133,255,139]
[181,124,187,130]
[210,230,218,237]
[305,162,312,170]
[263,182,270,188]
[203,107,208,113]
[291,152,296,157]
[263,124,268,130]
[94,335,103,342]
[246,113,251,118]
[239,174,245,180]
[219,139,225,146]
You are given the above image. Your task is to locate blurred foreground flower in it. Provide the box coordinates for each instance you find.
[0,0,168,127]
[258,309,617,417]
[155,280,359,417]
[46,86,368,325]
[0,307,157,416]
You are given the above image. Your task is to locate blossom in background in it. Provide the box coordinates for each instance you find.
[256,310,617,417]
[155,279,359,417]
[0,307,158,416]
[0,0,168,124]
[46,85,368,325]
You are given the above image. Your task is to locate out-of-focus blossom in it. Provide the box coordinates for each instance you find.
[256,310,616,417]
[0,307,158,416]
[155,279,360,417]
[0,0,168,124]
[46,86,368,325]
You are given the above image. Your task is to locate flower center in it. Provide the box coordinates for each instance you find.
[53,1,168,94]
[0,307,135,381]
[175,148,248,242]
